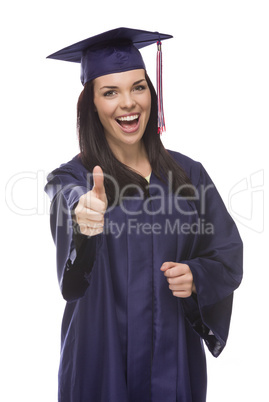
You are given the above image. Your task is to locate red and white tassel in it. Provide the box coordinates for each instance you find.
[157,41,166,134]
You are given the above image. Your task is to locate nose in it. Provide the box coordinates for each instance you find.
[120,92,136,110]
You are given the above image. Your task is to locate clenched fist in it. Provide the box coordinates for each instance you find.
[161,262,197,298]
[74,166,108,236]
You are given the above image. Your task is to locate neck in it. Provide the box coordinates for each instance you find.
[109,141,151,177]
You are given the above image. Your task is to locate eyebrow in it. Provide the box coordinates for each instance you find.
[100,78,146,90]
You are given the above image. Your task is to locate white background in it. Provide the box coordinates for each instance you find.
[1,1,268,400]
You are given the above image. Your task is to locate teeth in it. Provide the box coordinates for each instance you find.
[117,114,139,122]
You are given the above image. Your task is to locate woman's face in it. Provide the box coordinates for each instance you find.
[93,69,151,151]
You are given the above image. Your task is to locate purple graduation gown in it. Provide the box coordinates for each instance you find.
[45,150,243,402]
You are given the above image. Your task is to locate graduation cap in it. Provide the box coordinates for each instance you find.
[47,27,173,134]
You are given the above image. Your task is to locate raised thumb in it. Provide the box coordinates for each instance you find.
[92,166,106,199]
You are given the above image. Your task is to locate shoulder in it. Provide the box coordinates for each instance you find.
[167,149,203,186]
[45,154,91,200]
[167,149,199,169]
[49,154,88,177]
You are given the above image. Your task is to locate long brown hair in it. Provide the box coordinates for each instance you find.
[77,72,194,205]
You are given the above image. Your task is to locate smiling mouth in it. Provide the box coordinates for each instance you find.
[116,114,140,132]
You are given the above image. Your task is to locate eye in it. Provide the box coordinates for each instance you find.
[133,85,146,92]
[103,90,117,97]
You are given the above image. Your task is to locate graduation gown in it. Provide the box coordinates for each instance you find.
[45,150,243,402]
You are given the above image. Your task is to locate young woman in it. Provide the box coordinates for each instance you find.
[45,28,243,402]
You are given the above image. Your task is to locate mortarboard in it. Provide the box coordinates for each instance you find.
[47,27,173,134]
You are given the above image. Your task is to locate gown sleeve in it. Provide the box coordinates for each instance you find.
[180,162,243,357]
[45,168,102,302]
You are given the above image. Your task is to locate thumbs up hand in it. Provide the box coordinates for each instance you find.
[74,166,108,236]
